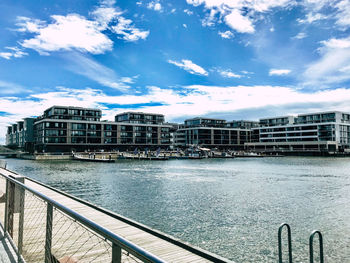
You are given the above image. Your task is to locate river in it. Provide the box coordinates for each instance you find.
[2,157,350,262]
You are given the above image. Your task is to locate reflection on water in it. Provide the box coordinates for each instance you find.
[3,157,350,262]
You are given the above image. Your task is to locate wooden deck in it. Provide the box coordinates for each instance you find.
[0,168,230,263]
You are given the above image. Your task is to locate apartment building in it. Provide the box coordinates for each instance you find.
[174,117,251,149]
[245,111,350,153]
[32,106,173,152]
[5,118,35,151]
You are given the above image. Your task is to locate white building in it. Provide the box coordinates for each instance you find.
[245,111,350,154]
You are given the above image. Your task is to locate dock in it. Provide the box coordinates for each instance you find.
[0,166,231,263]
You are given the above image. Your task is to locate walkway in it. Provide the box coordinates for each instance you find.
[0,167,231,263]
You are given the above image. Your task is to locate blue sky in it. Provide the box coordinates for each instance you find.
[1,0,350,142]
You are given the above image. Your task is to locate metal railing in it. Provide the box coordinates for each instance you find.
[278,223,325,263]
[0,166,166,263]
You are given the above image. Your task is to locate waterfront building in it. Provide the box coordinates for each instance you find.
[245,111,350,154]
[115,112,165,124]
[32,106,173,152]
[5,118,35,151]
[174,117,251,149]
[226,120,259,129]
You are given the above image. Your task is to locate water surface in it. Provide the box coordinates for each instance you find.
[3,157,350,262]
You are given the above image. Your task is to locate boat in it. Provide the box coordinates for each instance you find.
[72,154,115,163]
[233,152,265,158]
[118,156,169,160]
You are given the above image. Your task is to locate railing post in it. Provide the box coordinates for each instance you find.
[4,179,8,231]
[278,223,293,263]
[17,186,25,262]
[309,230,324,263]
[4,179,15,238]
[112,243,122,263]
[45,203,53,263]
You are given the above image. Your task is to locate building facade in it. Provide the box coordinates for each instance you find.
[245,111,350,153]
[174,117,251,149]
[6,107,350,155]
[32,106,173,152]
[5,118,35,151]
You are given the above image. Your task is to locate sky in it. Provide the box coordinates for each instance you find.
[1,0,350,143]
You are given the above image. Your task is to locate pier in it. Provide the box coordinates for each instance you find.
[0,164,231,263]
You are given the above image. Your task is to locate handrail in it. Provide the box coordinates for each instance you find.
[309,230,324,263]
[25,176,230,263]
[0,168,166,263]
[278,223,293,263]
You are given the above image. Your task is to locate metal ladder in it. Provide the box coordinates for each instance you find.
[278,223,324,263]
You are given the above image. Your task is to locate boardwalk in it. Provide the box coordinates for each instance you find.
[0,168,231,263]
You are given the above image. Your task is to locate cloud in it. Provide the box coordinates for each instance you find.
[184,9,193,15]
[297,12,328,24]
[218,70,242,78]
[147,1,162,12]
[0,47,28,60]
[292,32,307,40]
[168,59,208,76]
[186,0,291,33]
[3,2,149,58]
[91,5,122,30]
[15,16,46,33]
[111,16,149,41]
[269,69,291,76]
[19,14,113,55]
[303,36,350,86]
[218,31,234,39]
[4,84,350,143]
[224,9,255,34]
[0,80,30,94]
[335,0,350,28]
[65,53,133,91]
[0,52,12,60]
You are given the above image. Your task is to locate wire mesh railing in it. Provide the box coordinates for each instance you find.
[0,167,165,263]
[0,163,328,263]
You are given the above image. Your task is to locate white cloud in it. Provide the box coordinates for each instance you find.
[321,37,350,49]
[183,24,188,28]
[4,2,149,58]
[168,59,208,76]
[219,70,242,78]
[184,9,193,15]
[218,30,234,39]
[91,6,122,30]
[297,12,328,24]
[224,9,255,34]
[15,16,46,33]
[201,9,218,27]
[269,69,291,76]
[335,0,350,28]
[147,1,162,12]
[292,32,307,39]
[4,84,350,143]
[111,17,149,41]
[186,0,291,33]
[65,53,133,91]
[0,80,30,94]
[20,14,113,55]
[303,36,350,85]
[0,47,28,60]
[0,52,12,60]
